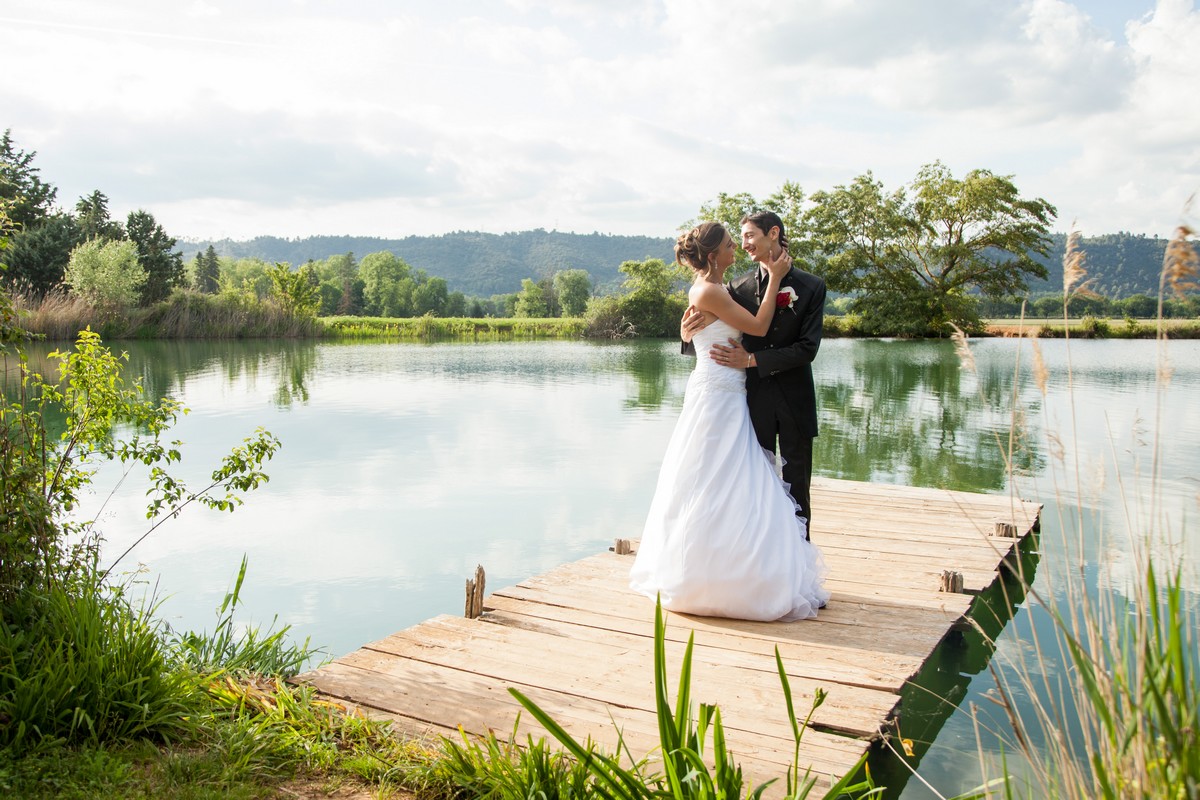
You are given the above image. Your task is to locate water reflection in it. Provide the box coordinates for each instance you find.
[4,335,1198,800]
[814,340,1043,491]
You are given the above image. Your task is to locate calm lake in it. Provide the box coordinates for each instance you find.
[12,335,1200,798]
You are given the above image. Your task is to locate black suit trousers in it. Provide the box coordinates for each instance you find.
[748,382,814,540]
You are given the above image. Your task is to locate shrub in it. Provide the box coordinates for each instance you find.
[1076,314,1111,338]
[0,580,191,751]
[63,239,145,309]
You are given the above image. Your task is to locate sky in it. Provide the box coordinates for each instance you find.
[3,0,1197,243]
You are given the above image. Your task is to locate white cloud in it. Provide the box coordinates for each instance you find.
[2,0,1197,240]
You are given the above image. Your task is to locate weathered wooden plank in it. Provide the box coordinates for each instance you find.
[304,656,868,782]
[492,578,966,657]
[537,551,977,614]
[295,478,1042,795]
[479,597,925,693]
[358,614,897,738]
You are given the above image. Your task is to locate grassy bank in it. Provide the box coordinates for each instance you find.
[15,288,1197,343]
[985,316,1200,338]
[323,315,587,340]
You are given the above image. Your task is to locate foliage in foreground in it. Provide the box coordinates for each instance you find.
[496,598,880,799]
[0,324,285,755]
[954,220,1200,798]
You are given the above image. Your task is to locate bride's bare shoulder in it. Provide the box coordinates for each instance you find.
[689,281,728,306]
[687,283,722,325]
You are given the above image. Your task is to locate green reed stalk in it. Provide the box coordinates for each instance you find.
[506,597,877,799]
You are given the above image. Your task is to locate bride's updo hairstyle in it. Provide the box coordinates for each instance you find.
[675,221,728,274]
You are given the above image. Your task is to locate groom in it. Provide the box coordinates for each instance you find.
[681,210,826,538]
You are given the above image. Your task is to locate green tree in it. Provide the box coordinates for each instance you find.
[0,201,21,343]
[610,257,689,337]
[1118,293,1156,318]
[807,162,1056,336]
[553,268,592,316]
[194,244,220,294]
[444,291,467,317]
[325,253,363,315]
[317,281,343,316]
[359,251,413,317]
[413,274,449,316]
[75,190,124,241]
[126,209,184,304]
[514,278,549,318]
[691,181,808,276]
[222,257,278,301]
[267,262,320,318]
[64,238,145,308]
[0,129,58,231]
[1,213,82,294]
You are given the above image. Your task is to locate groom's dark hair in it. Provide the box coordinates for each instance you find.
[741,210,788,251]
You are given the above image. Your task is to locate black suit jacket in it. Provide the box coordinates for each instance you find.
[728,266,825,438]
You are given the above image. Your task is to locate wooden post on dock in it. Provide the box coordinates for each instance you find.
[612,538,632,555]
[465,565,486,618]
[994,521,1019,538]
[939,570,964,593]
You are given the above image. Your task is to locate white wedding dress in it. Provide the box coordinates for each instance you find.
[629,320,830,621]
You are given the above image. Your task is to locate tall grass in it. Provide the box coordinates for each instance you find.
[0,578,191,752]
[165,556,317,678]
[956,222,1200,798]
[12,288,324,340]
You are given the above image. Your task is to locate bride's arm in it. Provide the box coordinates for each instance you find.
[692,273,781,336]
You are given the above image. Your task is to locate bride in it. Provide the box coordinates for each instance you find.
[629,221,829,621]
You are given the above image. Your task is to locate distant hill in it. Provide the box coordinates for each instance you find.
[179,230,676,297]
[1027,232,1174,297]
[178,229,1177,300]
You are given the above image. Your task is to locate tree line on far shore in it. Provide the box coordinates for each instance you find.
[4,128,1196,339]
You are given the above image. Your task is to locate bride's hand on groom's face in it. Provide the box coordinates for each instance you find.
[768,248,792,280]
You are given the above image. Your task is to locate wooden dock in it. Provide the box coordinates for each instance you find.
[295,477,1041,788]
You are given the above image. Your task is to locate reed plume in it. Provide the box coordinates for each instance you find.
[949,323,975,373]
[1060,227,1103,316]
[1161,222,1198,299]
[1029,335,1048,396]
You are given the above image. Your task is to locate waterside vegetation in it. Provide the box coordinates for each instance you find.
[5,129,1197,342]
[4,134,1200,797]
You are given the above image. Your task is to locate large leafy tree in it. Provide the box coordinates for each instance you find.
[126,209,184,304]
[690,181,808,276]
[514,277,549,318]
[267,262,319,317]
[412,273,448,316]
[807,162,1056,336]
[0,130,58,231]
[359,251,414,317]
[609,257,689,337]
[553,268,592,316]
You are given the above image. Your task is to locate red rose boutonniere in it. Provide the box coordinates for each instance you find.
[775,286,797,313]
